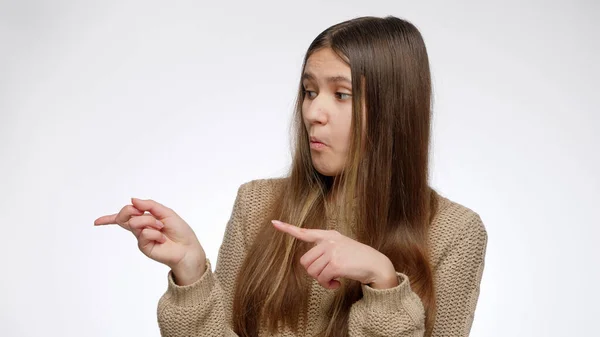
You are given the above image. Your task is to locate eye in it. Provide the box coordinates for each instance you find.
[336,92,352,100]
[303,89,317,99]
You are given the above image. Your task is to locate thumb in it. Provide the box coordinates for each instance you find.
[131,198,174,220]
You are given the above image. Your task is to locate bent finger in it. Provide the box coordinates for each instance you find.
[300,244,326,269]
[317,263,342,290]
[131,198,174,220]
[306,253,329,280]
[129,215,165,232]
[115,205,144,225]
[138,228,167,248]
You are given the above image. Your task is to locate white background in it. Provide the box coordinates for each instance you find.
[1,1,598,336]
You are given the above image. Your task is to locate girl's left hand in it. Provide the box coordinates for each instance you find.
[272,220,399,290]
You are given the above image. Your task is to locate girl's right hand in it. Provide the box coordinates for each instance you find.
[94,198,207,286]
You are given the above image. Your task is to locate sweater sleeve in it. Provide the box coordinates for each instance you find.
[430,214,487,337]
[348,272,426,336]
[156,183,250,337]
[348,214,487,337]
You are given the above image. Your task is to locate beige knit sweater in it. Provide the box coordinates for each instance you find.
[157,178,487,336]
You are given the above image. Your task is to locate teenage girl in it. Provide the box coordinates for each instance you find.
[95,15,488,337]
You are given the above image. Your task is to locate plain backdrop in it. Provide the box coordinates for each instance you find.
[1,0,598,336]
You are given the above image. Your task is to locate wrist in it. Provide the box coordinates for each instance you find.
[368,256,399,290]
[172,254,206,286]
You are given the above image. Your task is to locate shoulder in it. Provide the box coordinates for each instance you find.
[429,192,488,267]
[432,193,487,236]
[237,177,288,209]
[239,177,287,196]
[233,177,288,241]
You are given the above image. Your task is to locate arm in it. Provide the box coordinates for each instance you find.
[348,273,426,337]
[430,214,487,337]
[156,183,250,337]
[348,214,488,337]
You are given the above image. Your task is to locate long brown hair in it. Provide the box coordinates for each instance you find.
[232,16,438,336]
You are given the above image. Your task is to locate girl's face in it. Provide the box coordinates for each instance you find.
[302,48,353,177]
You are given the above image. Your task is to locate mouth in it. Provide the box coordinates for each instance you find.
[309,136,326,145]
[309,136,327,150]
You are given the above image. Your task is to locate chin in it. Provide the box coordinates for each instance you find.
[312,161,341,177]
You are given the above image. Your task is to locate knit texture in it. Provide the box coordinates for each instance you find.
[157,178,487,336]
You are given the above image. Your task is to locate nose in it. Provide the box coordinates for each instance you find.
[303,95,329,126]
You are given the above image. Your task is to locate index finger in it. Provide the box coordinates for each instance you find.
[94,205,143,226]
[94,213,118,226]
[271,220,325,243]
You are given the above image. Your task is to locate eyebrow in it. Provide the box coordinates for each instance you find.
[302,72,352,85]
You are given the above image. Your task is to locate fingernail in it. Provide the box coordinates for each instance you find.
[156,220,164,228]
[271,220,283,226]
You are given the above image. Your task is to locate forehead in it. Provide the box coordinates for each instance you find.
[304,48,351,78]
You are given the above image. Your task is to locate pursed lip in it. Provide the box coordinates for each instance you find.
[309,136,327,146]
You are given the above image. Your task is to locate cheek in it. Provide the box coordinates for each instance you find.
[301,103,308,128]
[333,106,353,154]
